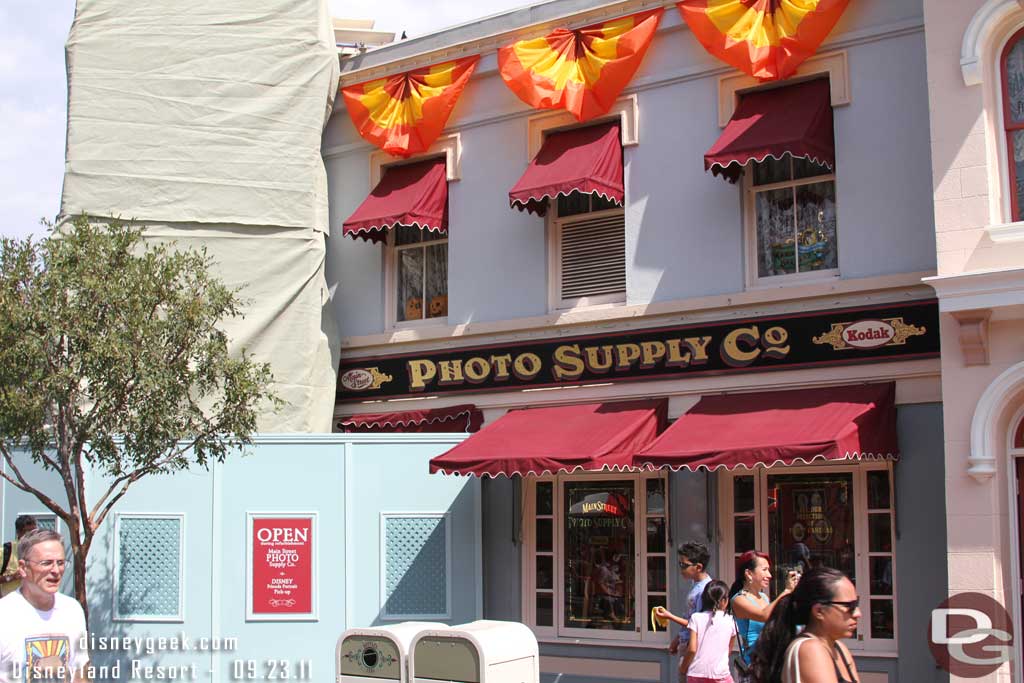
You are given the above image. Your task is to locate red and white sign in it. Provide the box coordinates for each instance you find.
[842,319,895,349]
[250,516,314,617]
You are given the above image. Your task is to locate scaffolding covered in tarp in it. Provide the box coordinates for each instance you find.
[60,0,342,431]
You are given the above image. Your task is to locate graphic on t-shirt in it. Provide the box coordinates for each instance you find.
[23,636,71,683]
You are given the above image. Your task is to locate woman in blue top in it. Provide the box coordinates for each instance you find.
[728,550,800,681]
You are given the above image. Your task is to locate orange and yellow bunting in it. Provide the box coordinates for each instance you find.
[342,56,480,158]
[498,9,663,122]
[677,0,849,81]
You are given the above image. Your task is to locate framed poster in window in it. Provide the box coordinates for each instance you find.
[246,512,318,621]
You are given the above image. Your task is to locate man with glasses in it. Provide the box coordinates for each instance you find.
[0,515,37,598]
[0,529,89,682]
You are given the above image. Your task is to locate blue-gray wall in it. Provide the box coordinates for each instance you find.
[324,0,935,337]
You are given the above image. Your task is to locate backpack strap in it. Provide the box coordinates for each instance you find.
[1,541,11,575]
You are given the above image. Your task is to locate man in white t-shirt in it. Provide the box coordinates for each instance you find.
[0,529,89,683]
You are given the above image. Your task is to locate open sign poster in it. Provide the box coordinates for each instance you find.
[247,513,318,621]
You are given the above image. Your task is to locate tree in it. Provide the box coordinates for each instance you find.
[0,217,278,623]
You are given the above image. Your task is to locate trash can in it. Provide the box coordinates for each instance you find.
[410,620,538,683]
[338,622,449,683]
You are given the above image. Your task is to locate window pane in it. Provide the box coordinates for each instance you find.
[870,599,895,639]
[1012,130,1024,220]
[755,187,796,277]
[1007,37,1024,124]
[647,518,666,554]
[752,155,792,185]
[424,243,448,318]
[537,518,553,553]
[792,156,831,180]
[536,482,553,516]
[870,557,893,596]
[395,225,423,246]
[869,513,892,553]
[734,515,755,553]
[648,594,668,632]
[397,248,424,322]
[647,556,666,593]
[766,473,856,596]
[564,481,635,631]
[537,593,553,627]
[646,478,665,515]
[734,476,755,513]
[793,181,837,273]
[537,555,553,590]
[867,471,891,510]
[557,191,591,217]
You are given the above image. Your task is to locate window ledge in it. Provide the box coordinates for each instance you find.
[987,220,1024,242]
[746,272,841,292]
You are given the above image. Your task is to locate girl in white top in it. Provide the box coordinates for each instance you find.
[680,580,736,683]
[748,567,861,683]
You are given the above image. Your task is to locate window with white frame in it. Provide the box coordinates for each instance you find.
[746,154,838,283]
[389,225,448,324]
[551,191,626,309]
[719,463,896,651]
[1001,26,1024,222]
[523,472,669,643]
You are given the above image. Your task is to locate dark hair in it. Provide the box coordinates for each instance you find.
[700,580,730,613]
[749,567,847,683]
[677,541,710,569]
[15,515,37,536]
[728,549,770,605]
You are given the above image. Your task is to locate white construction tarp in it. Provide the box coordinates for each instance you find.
[61,0,342,431]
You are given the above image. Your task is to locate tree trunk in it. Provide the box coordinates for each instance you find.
[72,540,90,629]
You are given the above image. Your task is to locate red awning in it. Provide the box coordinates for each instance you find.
[509,121,624,216]
[430,398,667,477]
[634,383,896,471]
[705,78,834,183]
[337,404,482,433]
[342,157,448,244]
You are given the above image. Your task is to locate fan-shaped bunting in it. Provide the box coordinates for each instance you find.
[342,56,480,157]
[677,0,849,81]
[498,9,663,122]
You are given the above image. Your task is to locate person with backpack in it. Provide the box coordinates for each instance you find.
[679,580,736,683]
[0,515,38,598]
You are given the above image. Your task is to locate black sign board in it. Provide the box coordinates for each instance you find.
[337,300,939,400]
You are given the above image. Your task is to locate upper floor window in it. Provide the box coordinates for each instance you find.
[1002,28,1024,222]
[551,191,626,309]
[390,226,448,323]
[748,154,838,281]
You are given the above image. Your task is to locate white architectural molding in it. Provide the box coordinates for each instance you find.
[961,0,1023,86]
[527,94,639,159]
[950,309,992,366]
[718,51,849,128]
[987,219,1024,241]
[923,266,1024,314]
[369,133,462,186]
[969,359,1024,481]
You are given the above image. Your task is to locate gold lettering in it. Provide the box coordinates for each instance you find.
[639,341,666,369]
[721,326,761,367]
[683,336,713,365]
[615,343,642,371]
[665,339,691,367]
[762,326,790,360]
[552,344,585,381]
[407,359,437,391]
[463,357,490,383]
[584,345,614,373]
[513,353,543,380]
[438,360,465,385]
[490,354,512,381]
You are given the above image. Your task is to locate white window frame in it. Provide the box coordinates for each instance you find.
[379,511,452,621]
[548,197,627,311]
[716,462,897,654]
[17,512,60,535]
[384,224,450,329]
[112,512,185,623]
[743,157,840,289]
[521,471,670,645]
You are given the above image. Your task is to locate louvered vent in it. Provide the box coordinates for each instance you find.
[560,213,626,300]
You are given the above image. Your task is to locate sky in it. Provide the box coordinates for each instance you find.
[0,0,529,241]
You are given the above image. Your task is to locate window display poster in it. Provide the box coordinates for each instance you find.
[250,516,314,616]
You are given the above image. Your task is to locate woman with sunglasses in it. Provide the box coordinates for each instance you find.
[728,550,800,680]
[749,567,861,683]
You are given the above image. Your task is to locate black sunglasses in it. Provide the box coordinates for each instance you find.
[821,598,860,614]
[678,560,698,570]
